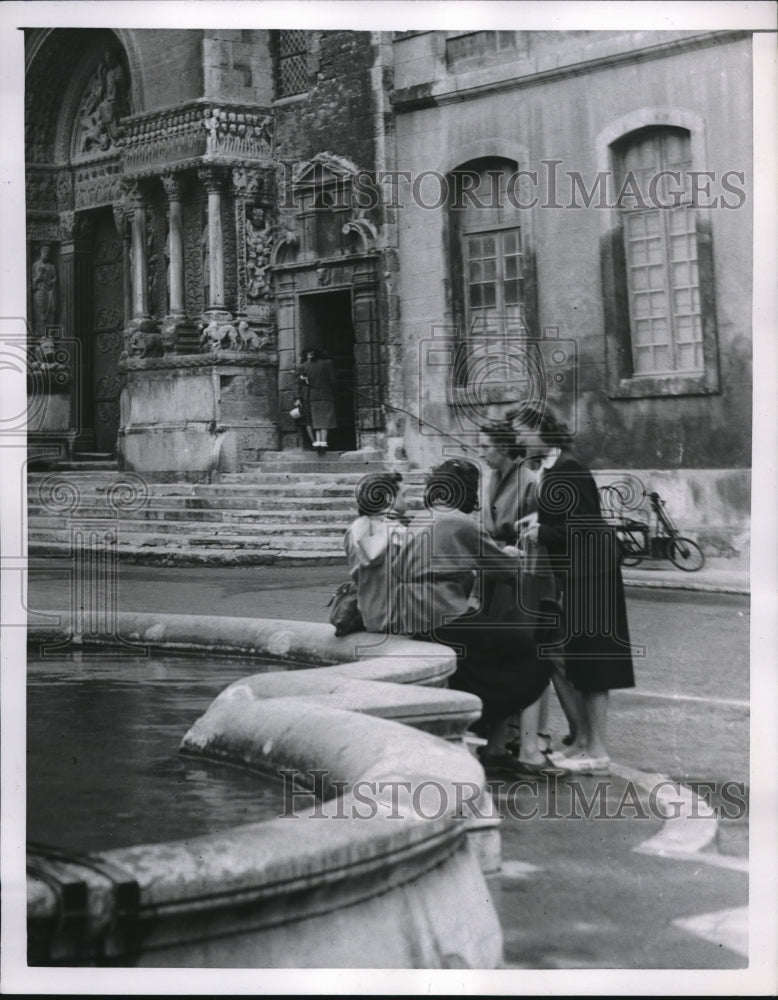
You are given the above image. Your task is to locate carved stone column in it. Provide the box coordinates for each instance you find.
[58,211,96,451]
[127,183,150,320]
[198,166,227,313]
[112,201,132,326]
[352,259,383,432]
[162,173,185,318]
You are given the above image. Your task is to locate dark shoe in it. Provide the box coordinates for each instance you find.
[514,758,568,775]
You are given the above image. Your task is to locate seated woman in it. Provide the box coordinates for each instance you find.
[388,458,555,776]
[343,472,408,633]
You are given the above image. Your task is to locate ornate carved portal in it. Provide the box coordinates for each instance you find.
[91,208,125,451]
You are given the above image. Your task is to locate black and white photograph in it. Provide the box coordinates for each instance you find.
[1,0,777,994]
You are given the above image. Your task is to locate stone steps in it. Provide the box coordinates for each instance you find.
[28,503,354,523]
[25,453,425,565]
[28,515,348,538]
[26,538,348,567]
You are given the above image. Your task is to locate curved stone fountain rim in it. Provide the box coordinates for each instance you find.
[27,611,498,964]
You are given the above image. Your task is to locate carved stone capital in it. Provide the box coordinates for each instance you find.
[59,211,76,242]
[161,173,185,202]
[198,165,227,194]
[56,169,74,212]
[122,179,146,211]
[231,166,264,199]
[112,201,131,237]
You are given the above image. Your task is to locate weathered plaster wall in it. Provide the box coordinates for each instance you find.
[392,31,753,475]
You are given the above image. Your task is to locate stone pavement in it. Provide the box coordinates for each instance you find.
[26,554,752,971]
[620,553,749,595]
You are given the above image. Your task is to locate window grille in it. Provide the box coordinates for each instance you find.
[277,29,309,97]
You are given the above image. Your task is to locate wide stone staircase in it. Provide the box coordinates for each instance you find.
[26,452,426,566]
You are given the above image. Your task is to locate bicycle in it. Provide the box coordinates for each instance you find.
[599,486,706,573]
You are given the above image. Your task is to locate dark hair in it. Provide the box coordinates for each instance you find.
[423,458,480,514]
[485,420,525,460]
[306,347,329,362]
[356,472,403,516]
[506,404,573,447]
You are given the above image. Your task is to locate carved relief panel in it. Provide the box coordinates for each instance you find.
[183,196,207,318]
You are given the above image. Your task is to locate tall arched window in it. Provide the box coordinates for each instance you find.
[449,158,526,338]
[613,127,703,377]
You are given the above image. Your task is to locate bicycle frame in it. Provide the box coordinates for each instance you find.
[601,487,706,572]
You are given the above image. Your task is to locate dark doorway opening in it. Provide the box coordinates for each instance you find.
[299,290,356,452]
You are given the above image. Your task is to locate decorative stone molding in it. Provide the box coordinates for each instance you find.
[161,172,185,201]
[121,178,146,210]
[73,48,130,157]
[112,199,131,238]
[292,151,360,187]
[58,211,76,242]
[74,158,124,211]
[231,166,272,199]
[342,217,379,253]
[245,207,274,302]
[120,350,278,371]
[56,169,75,212]
[26,168,58,212]
[198,317,274,354]
[120,319,171,361]
[27,335,73,390]
[57,212,95,243]
[121,105,206,176]
[269,229,300,266]
[205,107,273,160]
[197,164,227,193]
[27,219,60,243]
[120,103,274,178]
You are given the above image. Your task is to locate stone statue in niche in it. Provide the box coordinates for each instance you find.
[78,49,128,154]
[245,207,273,302]
[31,244,57,338]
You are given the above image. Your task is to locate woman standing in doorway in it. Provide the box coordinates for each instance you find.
[510,405,635,775]
[300,348,337,454]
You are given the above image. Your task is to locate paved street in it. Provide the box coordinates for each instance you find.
[25,559,752,969]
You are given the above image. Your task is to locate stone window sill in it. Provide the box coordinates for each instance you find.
[610,372,720,399]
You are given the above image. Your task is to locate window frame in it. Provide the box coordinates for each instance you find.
[273,29,311,100]
[462,220,526,339]
[602,124,721,400]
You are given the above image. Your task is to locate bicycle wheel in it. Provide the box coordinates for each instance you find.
[617,529,645,567]
[669,537,705,572]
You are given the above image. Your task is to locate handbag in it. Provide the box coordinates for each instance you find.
[290,399,302,421]
[327,579,365,637]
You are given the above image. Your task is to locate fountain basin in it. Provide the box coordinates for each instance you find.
[27,612,503,968]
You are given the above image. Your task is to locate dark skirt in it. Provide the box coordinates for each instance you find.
[435,607,553,735]
[309,398,336,429]
[546,569,636,693]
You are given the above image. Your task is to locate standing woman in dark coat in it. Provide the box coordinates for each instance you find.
[301,348,337,453]
[511,405,635,775]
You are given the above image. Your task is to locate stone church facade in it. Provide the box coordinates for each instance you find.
[25,27,753,535]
